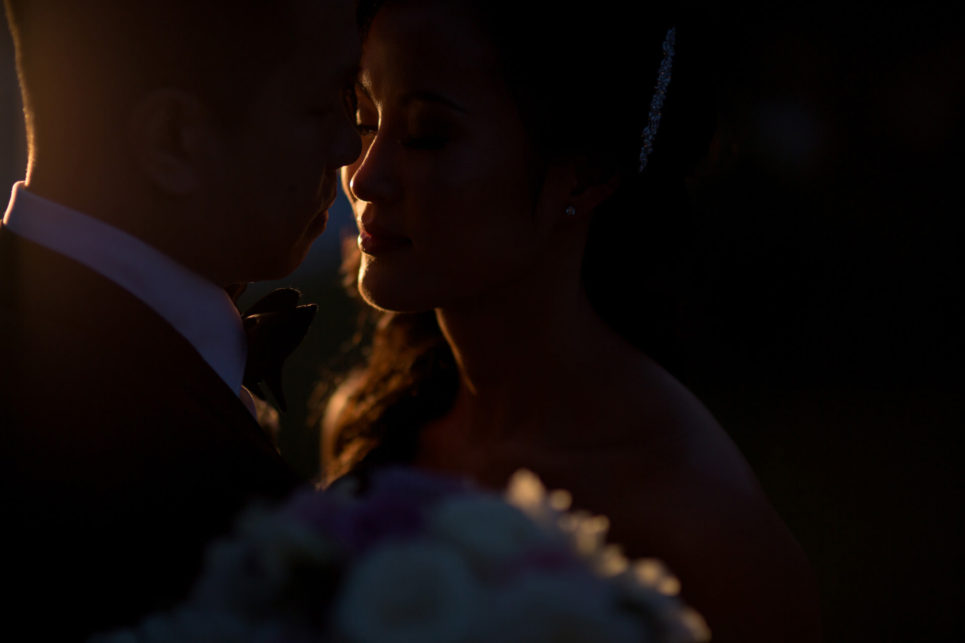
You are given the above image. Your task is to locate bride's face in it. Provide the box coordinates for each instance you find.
[341,0,555,312]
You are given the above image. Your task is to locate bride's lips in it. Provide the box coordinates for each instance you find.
[357,221,411,255]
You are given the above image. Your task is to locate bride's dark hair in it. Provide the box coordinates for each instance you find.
[318,0,719,481]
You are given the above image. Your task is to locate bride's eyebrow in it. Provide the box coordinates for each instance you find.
[355,66,378,101]
[401,90,468,114]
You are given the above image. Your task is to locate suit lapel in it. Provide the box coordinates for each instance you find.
[1,227,294,472]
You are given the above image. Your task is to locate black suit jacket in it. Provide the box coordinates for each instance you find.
[0,227,302,638]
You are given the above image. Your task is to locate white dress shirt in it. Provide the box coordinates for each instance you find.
[2,181,250,405]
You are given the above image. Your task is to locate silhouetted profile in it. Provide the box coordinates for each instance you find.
[0,0,360,636]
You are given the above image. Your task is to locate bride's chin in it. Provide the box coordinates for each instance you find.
[358,273,431,315]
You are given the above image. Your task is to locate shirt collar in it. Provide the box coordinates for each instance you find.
[2,181,248,395]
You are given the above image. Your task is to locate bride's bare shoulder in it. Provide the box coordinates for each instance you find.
[575,357,822,642]
[585,350,747,468]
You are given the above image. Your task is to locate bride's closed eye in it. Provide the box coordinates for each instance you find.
[353,88,379,137]
[355,119,378,136]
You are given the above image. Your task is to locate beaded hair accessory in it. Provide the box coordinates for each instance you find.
[639,27,677,173]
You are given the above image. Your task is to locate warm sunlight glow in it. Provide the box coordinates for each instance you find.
[598,544,629,576]
[548,489,572,511]
[633,558,682,596]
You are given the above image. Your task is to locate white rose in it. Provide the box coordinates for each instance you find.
[473,572,645,643]
[612,560,711,643]
[504,470,621,573]
[429,495,556,573]
[557,510,617,565]
[192,508,337,614]
[505,469,572,528]
[334,540,479,643]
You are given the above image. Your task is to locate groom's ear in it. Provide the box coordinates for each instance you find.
[127,88,215,196]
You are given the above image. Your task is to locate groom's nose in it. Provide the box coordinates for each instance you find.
[333,113,363,170]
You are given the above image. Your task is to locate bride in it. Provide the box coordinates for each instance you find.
[321,0,821,640]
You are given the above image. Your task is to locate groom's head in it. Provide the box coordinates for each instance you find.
[4,0,361,283]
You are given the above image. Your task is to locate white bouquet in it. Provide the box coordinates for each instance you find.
[94,468,709,642]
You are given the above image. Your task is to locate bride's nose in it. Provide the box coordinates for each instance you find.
[348,134,399,204]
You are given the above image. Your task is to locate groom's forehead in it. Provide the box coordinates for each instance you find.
[8,0,362,110]
[286,0,361,77]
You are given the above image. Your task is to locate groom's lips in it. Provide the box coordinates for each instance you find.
[307,185,338,237]
[320,184,338,214]
[305,210,329,242]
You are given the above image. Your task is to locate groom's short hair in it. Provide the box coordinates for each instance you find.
[3,0,301,135]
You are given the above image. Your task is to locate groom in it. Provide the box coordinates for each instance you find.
[0,0,359,636]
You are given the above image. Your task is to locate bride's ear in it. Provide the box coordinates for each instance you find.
[566,159,621,218]
[541,157,621,225]
[126,88,216,196]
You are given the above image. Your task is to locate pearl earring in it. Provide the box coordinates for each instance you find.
[565,205,576,216]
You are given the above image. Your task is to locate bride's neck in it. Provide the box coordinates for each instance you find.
[434,269,614,425]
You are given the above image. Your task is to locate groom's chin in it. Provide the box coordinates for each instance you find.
[306,209,330,243]
[271,212,330,279]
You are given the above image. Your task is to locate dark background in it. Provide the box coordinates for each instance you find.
[2,5,961,641]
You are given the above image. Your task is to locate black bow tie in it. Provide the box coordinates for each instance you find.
[231,286,317,412]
